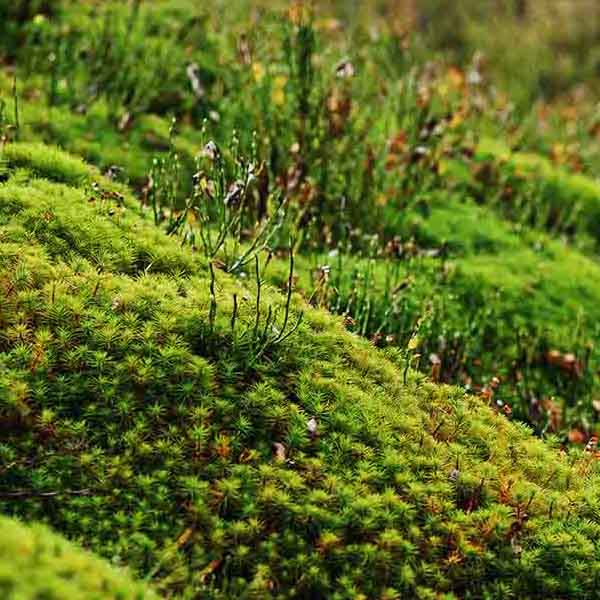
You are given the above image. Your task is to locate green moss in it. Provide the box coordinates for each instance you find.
[0,70,204,188]
[2,144,600,598]
[264,190,600,432]
[0,515,157,599]
[3,1,600,595]
[477,137,600,245]
[1,141,93,186]
[3,0,600,433]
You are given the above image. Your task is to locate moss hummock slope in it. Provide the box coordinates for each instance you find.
[0,515,156,600]
[2,144,600,598]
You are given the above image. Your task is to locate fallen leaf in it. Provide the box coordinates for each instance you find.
[176,527,194,549]
[199,559,222,583]
[568,429,586,444]
[307,417,318,439]
[335,59,355,79]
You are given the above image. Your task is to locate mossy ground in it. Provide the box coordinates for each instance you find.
[3,1,600,598]
[3,143,600,598]
[0,515,156,600]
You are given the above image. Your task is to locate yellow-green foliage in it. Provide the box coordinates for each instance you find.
[0,515,156,600]
[2,144,600,598]
[4,1,600,597]
[0,0,600,442]
[4,0,600,439]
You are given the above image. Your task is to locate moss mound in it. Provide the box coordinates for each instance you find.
[1,143,600,599]
[0,515,156,600]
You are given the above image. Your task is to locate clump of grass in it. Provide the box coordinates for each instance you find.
[15,0,214,120]
[144,125,290,275]
[0,1,59,61]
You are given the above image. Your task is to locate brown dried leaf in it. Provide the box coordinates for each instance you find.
[273,442,286,462]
